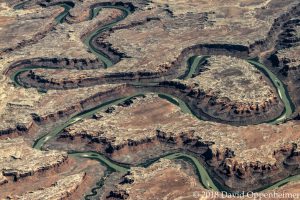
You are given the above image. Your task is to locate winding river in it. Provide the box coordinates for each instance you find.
[84,5,131,68]
[248,60,294,124]
[54,2,75,24]
[33,91,299,197]
[11,2,299,199]
[179,55,209,80]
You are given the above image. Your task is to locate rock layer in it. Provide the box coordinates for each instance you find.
[0,138,67,181]
[56,94,300,192]
[13,173,86,200]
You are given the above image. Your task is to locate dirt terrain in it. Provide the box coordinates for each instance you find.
[0,0,299,199]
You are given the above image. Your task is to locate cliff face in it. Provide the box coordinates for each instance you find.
[0,137,107,199]
[54,94,300,192]
[207,144,300,192]
[178,55,284,125]
[13,173,86,200]
[0,83,136,139]
[249,2,300,55]
[0,138,68,182]
[4,43,251,91]
[60,129,300,192]
[105,157,300,200]
[9,0,297,92]
[265,14,300,117]
[276,19,300,50]
[0,2,60,56]
[1,0,300,198]
[6,55,285,126]
[106,159,202,200]
[151,81,283,126]
[267,15,300,75]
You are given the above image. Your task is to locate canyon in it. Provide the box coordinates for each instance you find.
[0,0,299,199]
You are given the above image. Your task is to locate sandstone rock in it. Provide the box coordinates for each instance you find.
[13,172,85,200]
[0,138,67,181]
[57,94,300,192]
[106,159,202,200]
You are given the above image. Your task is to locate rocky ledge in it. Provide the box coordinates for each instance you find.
[11,172,86,200]
[0,138,67,181]
[156,55,284,125]
[105,159,202,200]
[105,158,300,200]
[268,46,300,116]
[55,94,300,192]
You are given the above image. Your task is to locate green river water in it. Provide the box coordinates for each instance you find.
[10,2,300,199]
